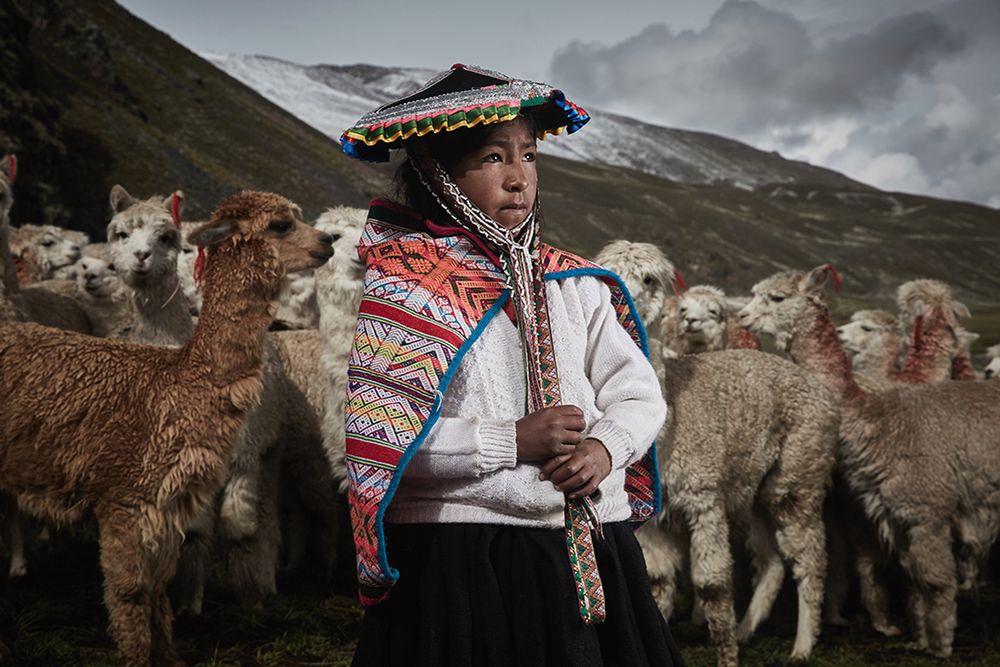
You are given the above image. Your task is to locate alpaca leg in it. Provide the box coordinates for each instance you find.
[1,498,27,578]
[902,523,957,658]
[688,503,738,667]
[736,511,785,642]
[637,517,686,620]
[765,497,826,661]
[150,585,185,667]
[224,443,282,606]
[854,546,900,636]
[219,437,261,540]
[170,507,215,617]
[99,519,154,667]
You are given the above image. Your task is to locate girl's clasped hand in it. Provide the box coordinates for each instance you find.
[515,405,612,499]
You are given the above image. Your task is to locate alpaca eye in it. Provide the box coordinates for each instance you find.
[643,276,653,285]
[41,239,55,247]
[115,231,128,241]
[269,220,292,233]
[710,310,720,318]
[159,233,177,245]
[861,325,873,332]
[770,295,785,303]
[108,264,117,272]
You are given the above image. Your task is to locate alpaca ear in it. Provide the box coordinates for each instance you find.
[188,218,239,248]
[800,264,841,295]
[110,184,134,214]
[162,191,185,229]
[289,201,303,221]
[952,301,971,320]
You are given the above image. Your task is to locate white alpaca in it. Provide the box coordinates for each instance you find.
[315,206,370,493]
[671,285,762,355]
[74,256,132,337]
[10,224,82,284]
[595,239,837,666]
[985,344,1000,380]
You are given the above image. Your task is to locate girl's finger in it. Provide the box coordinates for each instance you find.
[538,453,573,480]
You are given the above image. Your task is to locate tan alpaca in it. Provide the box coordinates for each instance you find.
[595,240,837,667]
[672,284,761,355]
[0,192,333,667]
[739,265,1000,659]
[9,223,82,284]
[893,279,971,384]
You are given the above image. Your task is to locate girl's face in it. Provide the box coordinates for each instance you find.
[449,119,538,230]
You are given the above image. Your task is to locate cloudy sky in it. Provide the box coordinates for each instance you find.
[119,0,1000,207]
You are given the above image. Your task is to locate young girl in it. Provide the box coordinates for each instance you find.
[340,64,685,667]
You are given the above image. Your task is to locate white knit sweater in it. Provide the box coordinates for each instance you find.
[386,274,667,528]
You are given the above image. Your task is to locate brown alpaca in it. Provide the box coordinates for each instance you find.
[0,192,333,667]
[739,265,1000,659]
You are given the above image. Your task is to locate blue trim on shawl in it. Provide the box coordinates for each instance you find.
[543,267,662,517]
[374,291,512,581]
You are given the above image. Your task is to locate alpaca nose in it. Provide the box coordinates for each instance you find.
[317,232,334,245]
[134,249,151,261]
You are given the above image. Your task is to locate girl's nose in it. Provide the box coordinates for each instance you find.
[505,164,528,192]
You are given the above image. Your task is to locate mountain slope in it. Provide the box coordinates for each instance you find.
[0,0,388,231]
[204,55,865,190]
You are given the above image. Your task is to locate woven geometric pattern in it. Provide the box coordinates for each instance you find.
[346,203,661,603]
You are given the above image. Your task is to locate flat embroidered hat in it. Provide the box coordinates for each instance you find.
[340,63,590,162]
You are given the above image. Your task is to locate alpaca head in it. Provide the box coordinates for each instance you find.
[75,256,123,301]
[107,185,184,289]
[894,279,968,357]
[740,264,840,349]
[176,221,205,314]
[676,285,728,351]
[986,344,1000,380]
[188,191,334,281]
[10,224,83,278]
[594,240,680,329]
[837,309,899,360]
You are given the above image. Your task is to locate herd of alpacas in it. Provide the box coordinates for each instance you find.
[0,152,998,666]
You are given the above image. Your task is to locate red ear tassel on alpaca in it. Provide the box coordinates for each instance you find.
[194,247,206,288]
[672,269,688,296]
[7,155,16,184]
[912,315,924,349]
[823,264,842,294]
[170,192,182,229]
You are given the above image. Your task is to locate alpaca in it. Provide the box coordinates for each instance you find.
[739,265,1000,658]
[986,344,1000,380]
[837,309,901,391]
[0,191,333,666]
[107,185,193,346]
[893,279,971,384]
[671,285,761,355]
[0,156,91,333]
[315,206,369,493]
[177,221,205,315]
[74,256,133,337]
[107,185,288,615]
[273,270,320,330]
[595,240,837,666]
[10,223,82,285]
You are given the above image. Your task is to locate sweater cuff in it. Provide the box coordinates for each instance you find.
[586,420,635,471]
[478,419,518,474]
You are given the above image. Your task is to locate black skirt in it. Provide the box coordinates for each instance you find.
[352,521,685,667]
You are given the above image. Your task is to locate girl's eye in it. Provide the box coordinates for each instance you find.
[483,153,502,163]
[523,151,536,162]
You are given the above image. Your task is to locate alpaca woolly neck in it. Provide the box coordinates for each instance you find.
[891,314,955,384]
[129,272,193,346]
[788,300,865,401]
[183,236,281,392]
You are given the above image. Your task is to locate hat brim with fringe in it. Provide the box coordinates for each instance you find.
[340,64,590,162]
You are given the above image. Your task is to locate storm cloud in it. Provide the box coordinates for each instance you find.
[550,0,1000,206]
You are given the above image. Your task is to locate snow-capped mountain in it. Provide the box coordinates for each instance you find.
[202,53,859,190]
